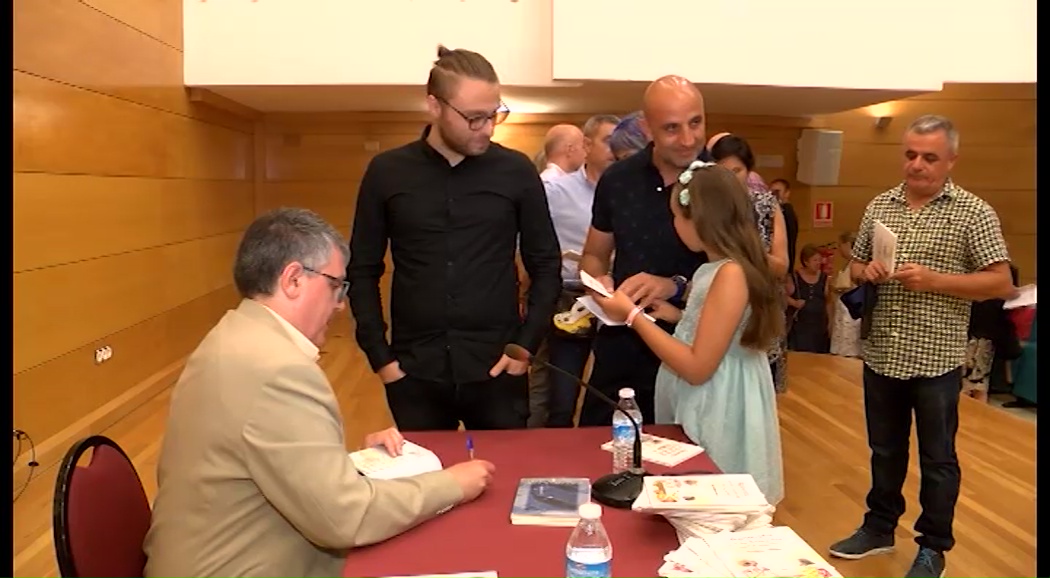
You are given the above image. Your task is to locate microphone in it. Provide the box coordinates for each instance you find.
[504,344,648,510]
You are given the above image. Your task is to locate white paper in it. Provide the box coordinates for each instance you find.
[872,220,898,274]
[579,270,612,298]
[1004,284,1037,309]
[576,295,656,326]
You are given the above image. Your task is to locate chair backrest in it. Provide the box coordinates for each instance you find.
[52,435,151,578]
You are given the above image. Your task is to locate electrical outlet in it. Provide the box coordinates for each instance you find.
[94,345,113,364]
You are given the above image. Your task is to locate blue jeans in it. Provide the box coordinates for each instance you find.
[545,332,594,427]
[862,364,962,552]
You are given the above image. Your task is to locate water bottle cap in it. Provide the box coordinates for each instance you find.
[618,388,635,399]
[578,502,602,519]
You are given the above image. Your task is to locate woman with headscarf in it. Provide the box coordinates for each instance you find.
[607,111,649,162]
[710,134,791,393]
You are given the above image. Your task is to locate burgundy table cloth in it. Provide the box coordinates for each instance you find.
[343,425,719,577]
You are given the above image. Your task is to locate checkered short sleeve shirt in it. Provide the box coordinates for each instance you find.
[852,180,1010,380]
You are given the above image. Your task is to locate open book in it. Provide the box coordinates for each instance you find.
[349,440,442,480]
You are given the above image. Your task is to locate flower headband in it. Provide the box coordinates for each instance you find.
[676,160,717,206]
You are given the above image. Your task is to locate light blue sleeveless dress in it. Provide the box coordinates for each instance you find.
[653,259,785,506]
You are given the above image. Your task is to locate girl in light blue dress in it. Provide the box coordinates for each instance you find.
[593,162,785,506]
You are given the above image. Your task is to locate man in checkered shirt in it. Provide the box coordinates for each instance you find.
[828,115,1016,578]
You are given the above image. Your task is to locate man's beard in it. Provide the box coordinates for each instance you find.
[439,122,490,157]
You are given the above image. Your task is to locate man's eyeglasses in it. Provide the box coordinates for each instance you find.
[436,97,510,131]
[303,266,349,301]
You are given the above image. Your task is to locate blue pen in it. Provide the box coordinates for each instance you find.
[466,434,475,460]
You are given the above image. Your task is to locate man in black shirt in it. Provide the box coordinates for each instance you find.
[768,178,799,273]
[578,75,709,426]
[346,46,562,431]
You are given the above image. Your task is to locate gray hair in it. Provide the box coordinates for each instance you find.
[582,114,621,138]
[233,207,348,298]
[907,114,960,155]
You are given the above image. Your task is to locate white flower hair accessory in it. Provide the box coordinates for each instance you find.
[676,160,716,206]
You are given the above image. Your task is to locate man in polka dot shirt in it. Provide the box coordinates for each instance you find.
[577,75,709,426]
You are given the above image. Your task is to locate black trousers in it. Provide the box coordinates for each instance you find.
[384,372,529,431]
[577,328,662,427]
[861,364,962,552]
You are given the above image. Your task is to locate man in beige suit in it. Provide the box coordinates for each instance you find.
[144,208,495,577]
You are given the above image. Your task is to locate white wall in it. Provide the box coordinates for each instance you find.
[552,0,1035,88]
[184,0,556,86]
[184,0,1036,88]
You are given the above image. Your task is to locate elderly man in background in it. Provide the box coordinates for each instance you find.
[540,124,587,182]
[829,115,1014,578]
[527,114,621,427]
[145,208,495,577]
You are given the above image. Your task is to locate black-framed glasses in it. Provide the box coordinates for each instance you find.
[436,96,510,130]
[303,266,349,301]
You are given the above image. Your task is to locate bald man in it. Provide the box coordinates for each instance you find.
[540,124,586,182]
[577,76,709,426]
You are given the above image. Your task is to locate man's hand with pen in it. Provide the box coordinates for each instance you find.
[363,427,495,503]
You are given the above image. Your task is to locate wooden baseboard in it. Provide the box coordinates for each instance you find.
[12,357,186,484]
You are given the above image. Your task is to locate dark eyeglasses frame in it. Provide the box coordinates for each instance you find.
[303,266,349,301]
[435,96,510,131]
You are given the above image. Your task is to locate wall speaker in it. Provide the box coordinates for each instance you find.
[796,129,843,186]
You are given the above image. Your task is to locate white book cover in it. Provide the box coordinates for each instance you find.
[872,220,898,274]
[642,474,770,510]
[699,526,842,578]
[349,440,442,480]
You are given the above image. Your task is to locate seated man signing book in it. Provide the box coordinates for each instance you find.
[144,209,495,578]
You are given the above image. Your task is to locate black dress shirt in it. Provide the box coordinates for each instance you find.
[347,126,562,384]
[592,142,707,290]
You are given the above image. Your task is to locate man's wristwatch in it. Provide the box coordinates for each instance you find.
[670,275,689,303]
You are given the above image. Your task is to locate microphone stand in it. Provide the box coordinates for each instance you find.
[504,344,647,509]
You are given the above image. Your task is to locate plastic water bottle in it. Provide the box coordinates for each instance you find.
[565,503,612,578]
[611,387,643,473]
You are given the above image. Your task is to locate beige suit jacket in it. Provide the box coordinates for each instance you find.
[144,299,462,577]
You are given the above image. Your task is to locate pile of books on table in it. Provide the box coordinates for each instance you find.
[632,473,776,542]
[631,474,841,577]
[655,526,843,577]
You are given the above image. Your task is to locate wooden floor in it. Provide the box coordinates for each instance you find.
[13,316,1037,577]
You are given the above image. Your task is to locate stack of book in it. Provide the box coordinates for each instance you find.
[632,474,775,542]
[656,526,842,578]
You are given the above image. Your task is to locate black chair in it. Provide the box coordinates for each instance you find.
[52,435,152,577]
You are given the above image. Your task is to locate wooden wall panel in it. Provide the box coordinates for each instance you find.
[14,0,244,131]
[258,112,809,233]
[14,174,253,271]
[13,0,254,447]
[13,285,239,448]
[798,83,1037,283]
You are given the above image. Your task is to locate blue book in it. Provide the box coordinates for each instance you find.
[510,477,591,527]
